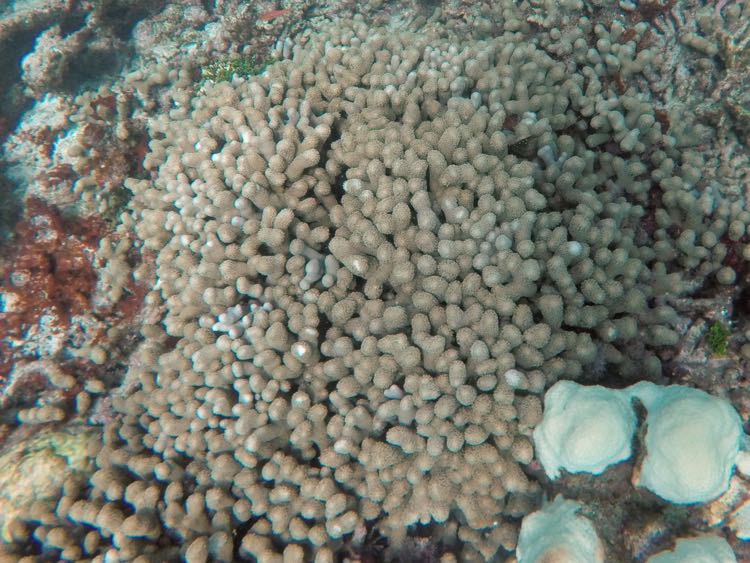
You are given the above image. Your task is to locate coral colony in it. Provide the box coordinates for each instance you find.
[0,0,748,561]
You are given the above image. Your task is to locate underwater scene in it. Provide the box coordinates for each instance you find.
[0,0,749,561]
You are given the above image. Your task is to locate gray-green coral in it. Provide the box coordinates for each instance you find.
[0,426,98,546]
[3,6,749,563]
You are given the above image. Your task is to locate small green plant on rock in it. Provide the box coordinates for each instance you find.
[706,321,731,356]
[201,54,273,83]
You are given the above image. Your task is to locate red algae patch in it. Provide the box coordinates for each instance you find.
[0,199,103,372]
[0,198,148,431]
